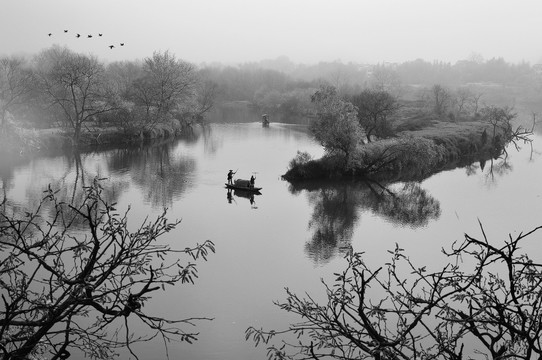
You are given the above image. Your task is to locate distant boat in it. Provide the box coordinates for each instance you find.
[262,114,270,127]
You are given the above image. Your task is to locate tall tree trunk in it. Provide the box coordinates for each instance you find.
[73,122,82,147]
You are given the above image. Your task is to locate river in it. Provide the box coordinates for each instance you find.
[1,122,541,359]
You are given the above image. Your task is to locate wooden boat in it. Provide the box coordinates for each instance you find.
[225,183,262,192]
[225,178,262,192]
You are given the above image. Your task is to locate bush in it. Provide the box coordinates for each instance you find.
[354,136,447,179]
[288,151,313,170]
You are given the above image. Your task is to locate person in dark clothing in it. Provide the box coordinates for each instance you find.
[227,170,236,185]
[250,175,256,188]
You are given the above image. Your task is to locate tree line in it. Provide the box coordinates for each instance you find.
[0,46,218,148]
[201,55,542,121]
[3,50,539,149]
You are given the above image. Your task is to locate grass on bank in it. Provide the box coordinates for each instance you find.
[283,120,495,182]
[1,119,186,156]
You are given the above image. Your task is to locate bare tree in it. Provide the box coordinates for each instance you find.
[453,87,473,117]
[195,79,219,118]
[479,105,521,154]
[350,89,400,142]
[430,84,451,117]
[369,65,402,97]
[470,91,483,117]
[33,46,116,146]
[247,223,542,360]
[129,51,197,126]
[0,180,215,360]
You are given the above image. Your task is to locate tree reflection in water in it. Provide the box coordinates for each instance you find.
[366,182,441,227]
[305,184,359,265]
[1,151,127,232]
[0,153,19,218]
[289,180,441,265]
[108,140,196,208]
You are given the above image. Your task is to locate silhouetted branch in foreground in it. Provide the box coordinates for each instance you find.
[0,179,215,360]
[247,222,542,360]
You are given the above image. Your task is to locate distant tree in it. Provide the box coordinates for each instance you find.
[350,89,400,142]
[106,60,144,100]
[369,65,402,96]
[247,223,542,360]
[33,46,116,145]
[328,66,351,97]
[470,91,483,116]
[0,181,215,360]
[451,87,484,119]
[195,78,219,119]
[128,51,197,126]
[0,56,34,132]
[279,88,316,118]
[430,84,451,117]
[309,86,363,169]
[479,105,534,157]
[480,105,515,145]
[452,87,473,117]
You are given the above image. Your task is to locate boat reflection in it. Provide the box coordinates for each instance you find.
[226,188,260,209]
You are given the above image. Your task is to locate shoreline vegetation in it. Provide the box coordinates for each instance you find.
[283,85,534,183]
[0,47,537,183]
[0,118,188,157]
[283,120,501,183]
[0,46,215,159]
[1,102,529,185]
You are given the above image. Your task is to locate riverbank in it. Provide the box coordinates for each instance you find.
[0,120,187,157]
[283,120,502,183]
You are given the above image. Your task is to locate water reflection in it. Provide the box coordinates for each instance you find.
[108,141,196,208]
[0,155,16,216]
[1,151,127,232]
[289,180,441,264]
[226,188,259,208]
[464,154,516,185]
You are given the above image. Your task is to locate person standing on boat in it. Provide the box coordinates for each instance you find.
[227,170,236,185]
[250,175,256,188]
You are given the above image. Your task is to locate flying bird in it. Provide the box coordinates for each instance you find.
[120,43,124,46]
[87,35,92,38]
[109,45,114,49]
[48,33,52,36]
[64,30,68,33]
[76,33,81,38]
[98,33,103,36]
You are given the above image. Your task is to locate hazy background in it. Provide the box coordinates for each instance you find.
[2,0,541,65]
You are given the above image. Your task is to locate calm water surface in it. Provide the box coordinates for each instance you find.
[1,122,541,360]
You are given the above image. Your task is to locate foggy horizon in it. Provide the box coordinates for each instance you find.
[2,0,542,66]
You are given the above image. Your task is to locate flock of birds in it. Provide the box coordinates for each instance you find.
[47,30,124,49]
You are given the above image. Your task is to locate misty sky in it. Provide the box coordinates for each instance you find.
[2,0,541,65]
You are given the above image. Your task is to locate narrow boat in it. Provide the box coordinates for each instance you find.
[225,183,262,192]
[225,178,262,192]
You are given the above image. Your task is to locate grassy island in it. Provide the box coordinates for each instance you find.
[283,86,531,183]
